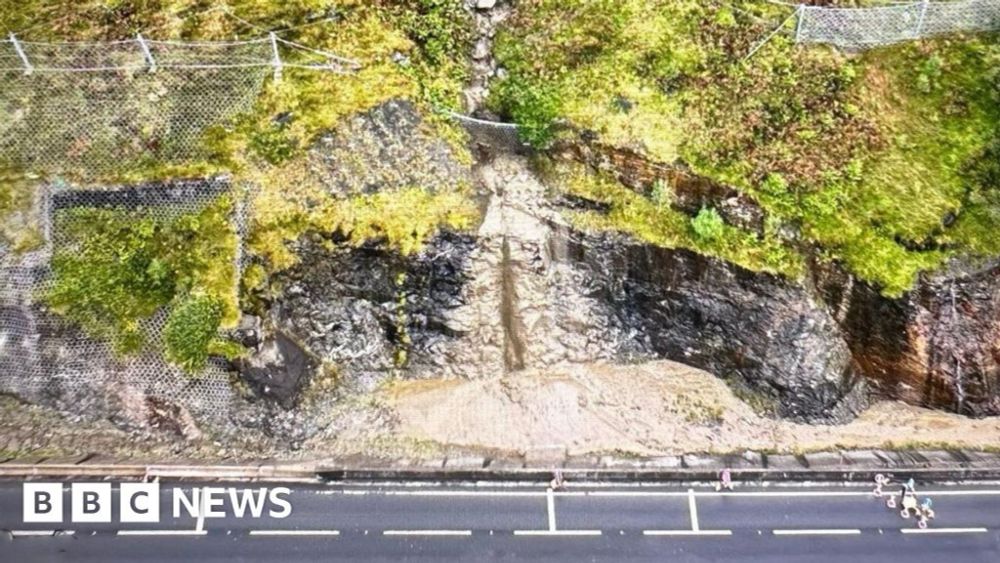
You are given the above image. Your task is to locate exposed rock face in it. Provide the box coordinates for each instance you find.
[263,153,866,422]
[821,259,1000,416]
[306,99,472,196]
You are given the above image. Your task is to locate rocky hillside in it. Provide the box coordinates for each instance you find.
[0,1,998,452]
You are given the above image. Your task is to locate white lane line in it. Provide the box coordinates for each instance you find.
[328,489,1000,499]
[513,530,602,536]
[195,487,206,533]
[117,530,208,536]
[688,488,699,531]
[643,530,732,536]
[383,530,472,536]
[592,490,1000,498]
[10,530,74,537]
[547,487,557,531]
[773,529,862,536]
[249,530,340,536]
[901,528,988,534]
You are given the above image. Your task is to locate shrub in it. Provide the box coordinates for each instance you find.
[163,294,227,373]
[490,77,561,148]
[691,207,725,242]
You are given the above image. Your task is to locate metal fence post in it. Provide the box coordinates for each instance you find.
[794,4,806,43]
[269,31,283,82]
[136,34,157,72]
[8,33,33,75]
[915,0,931,37]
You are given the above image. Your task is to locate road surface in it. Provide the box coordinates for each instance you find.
[2,479,1000,561]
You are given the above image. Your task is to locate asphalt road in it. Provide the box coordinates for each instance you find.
[2,480,1000,562]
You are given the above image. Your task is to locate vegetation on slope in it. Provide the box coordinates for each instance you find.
[1,1,482,368]
[541,159,804,278]
[490,0,1000,296]
[45,196,240,372]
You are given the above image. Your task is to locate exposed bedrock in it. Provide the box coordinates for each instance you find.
[260,152,867,422]
[819,259,1000,416]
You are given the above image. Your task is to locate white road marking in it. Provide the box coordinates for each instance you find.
[249,530,340,536]
[326,488,1000,499]
[547,487,557,531]
[587,490,1000,498]
[688,488,699,531]
[10,530,74,537]
[195,487,206,533]
[773,529,862,536]
[383,530,472,536]
[900,528,988,534]
[117,530,208,536]
[513,530,602,536]
[643,530,733,536]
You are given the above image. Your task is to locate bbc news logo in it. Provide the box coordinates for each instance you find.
[23,483,292,523]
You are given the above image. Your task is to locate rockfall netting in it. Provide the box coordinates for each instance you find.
[0,35,353,423]
[796,0,1000,49]
[0,180,249,423]
[0,35,357,182]
[443,110,527,153]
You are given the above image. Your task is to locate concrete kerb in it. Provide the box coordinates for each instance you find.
[0,462,321,482]
[2,449,1000,483]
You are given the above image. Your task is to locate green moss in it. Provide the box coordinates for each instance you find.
[0,168,42,252]
[250,181,480,272]
[45,196,240,363]
[495,0,999,296]
[545,160,804,278]
[164,294,242,374]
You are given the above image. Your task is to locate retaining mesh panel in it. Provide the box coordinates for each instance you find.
[798,0,1000,49]
[0,179,250,423]
[445,111,527,153]
[0,39,272,183]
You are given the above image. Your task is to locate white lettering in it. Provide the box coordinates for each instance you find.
[268,487,292,518]
[172,488,199,519]
[229,488,268,518]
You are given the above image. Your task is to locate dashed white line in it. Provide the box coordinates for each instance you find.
[547,487,557,531]
[688,488,700,531]
[249,530,340,536]
[117,530,208,536]
[10,530,74,537]
[901,528,988,534]
[773,529,862,536]
[513,530,602,536]
[383,530,472,536]
[643,530,733,536]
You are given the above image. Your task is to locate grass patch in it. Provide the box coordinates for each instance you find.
[543,159,804,278]
[493,0,1000,296]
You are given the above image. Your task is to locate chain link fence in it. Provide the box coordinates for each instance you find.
[0,35,356,183]
[796,0,1000,49]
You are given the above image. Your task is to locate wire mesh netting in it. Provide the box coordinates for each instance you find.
[0,35,358,422]
[0,179,248,423]
[0,36,356,183]
[444,111,527,153]
[797,0,1000,49]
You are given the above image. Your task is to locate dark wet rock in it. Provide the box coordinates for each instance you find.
[234,331,317,408]
[819,258,1000,416]
[564,230,867,422]
[264,155,866,422]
